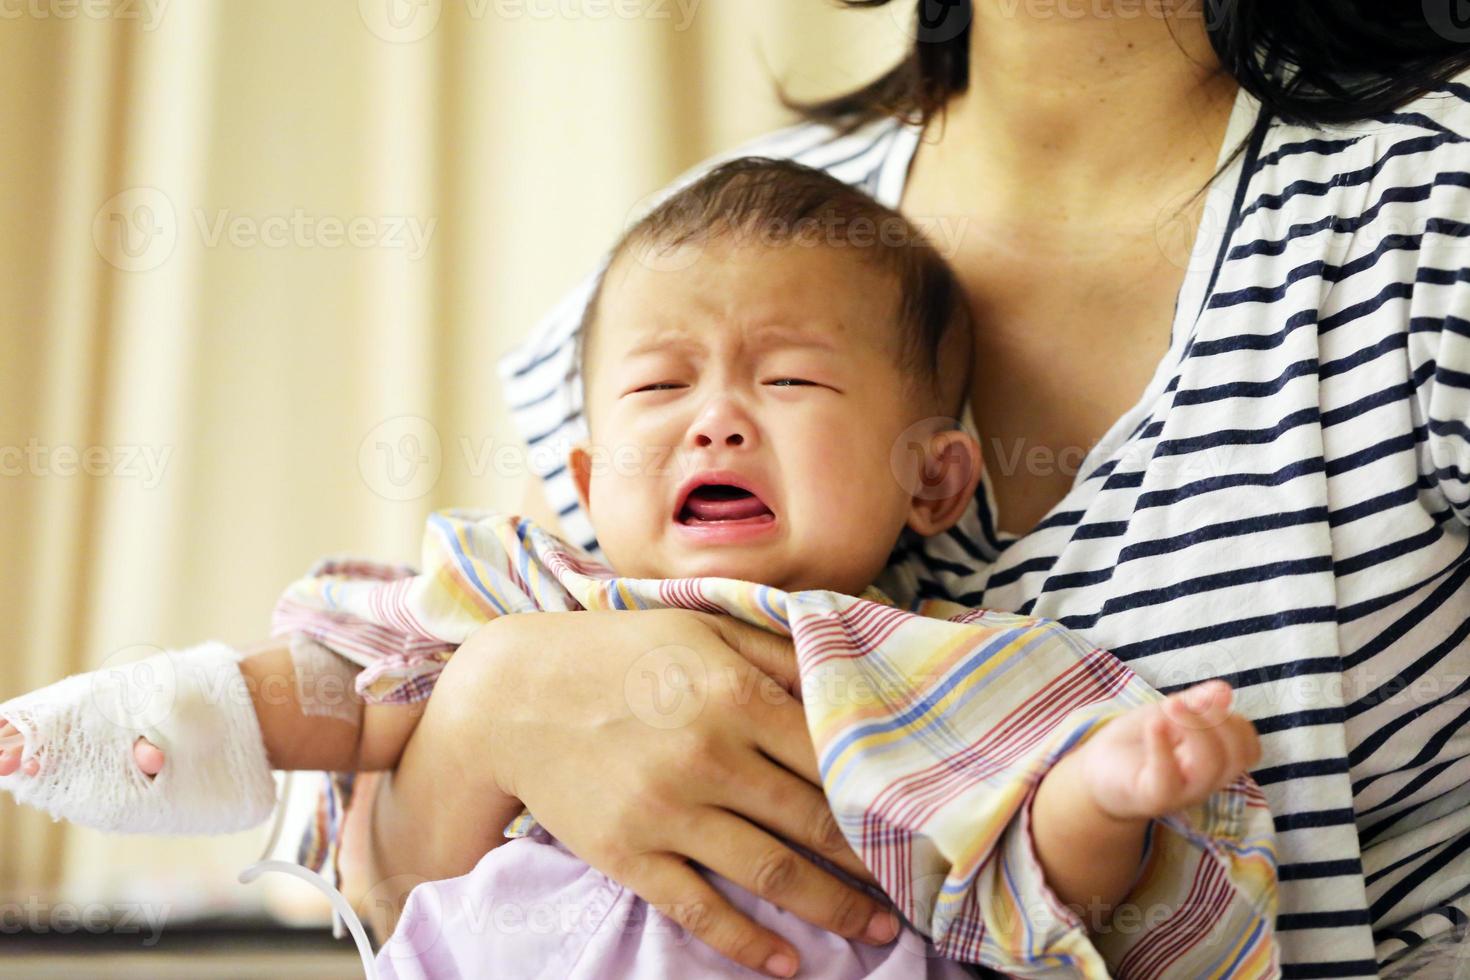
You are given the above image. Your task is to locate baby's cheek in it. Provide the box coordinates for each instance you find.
[803,433,881,482]
[806,439,904,510]
[588,475,662,559]
[591,519,659,580]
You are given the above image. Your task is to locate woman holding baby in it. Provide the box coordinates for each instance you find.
[339,3,1470,976]
[3,2,1466,978]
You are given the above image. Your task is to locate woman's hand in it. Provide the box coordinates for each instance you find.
[447,608,899,977]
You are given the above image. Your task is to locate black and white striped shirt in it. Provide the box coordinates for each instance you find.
[498,76,1470,978]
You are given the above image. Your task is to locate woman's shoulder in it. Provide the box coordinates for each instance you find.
[1367,67,1470,139]
[1254,69,1470,175]
[1238,71,1470,528]
[1239,72,1470,278]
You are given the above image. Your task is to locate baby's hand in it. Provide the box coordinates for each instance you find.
[1078,680,1262,821]
[0,717,164,779]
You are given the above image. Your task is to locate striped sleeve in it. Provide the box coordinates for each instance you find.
[1406,86,1470,524]
[496,272,599,551]
[1411,292,1470,524]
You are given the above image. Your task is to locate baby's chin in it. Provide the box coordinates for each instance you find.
[623,551,867,595]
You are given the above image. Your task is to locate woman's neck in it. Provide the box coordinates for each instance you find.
[930,0,1239,219]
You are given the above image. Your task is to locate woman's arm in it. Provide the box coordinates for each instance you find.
[346,608,900,979]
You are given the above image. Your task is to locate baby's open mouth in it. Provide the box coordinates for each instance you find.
[678,484,775,525]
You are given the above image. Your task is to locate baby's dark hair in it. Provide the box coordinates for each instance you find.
[576,156,972,412]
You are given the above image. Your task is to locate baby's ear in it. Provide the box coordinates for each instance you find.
[905,428,983,537]
[569,444,594,513]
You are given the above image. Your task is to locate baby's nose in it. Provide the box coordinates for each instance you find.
[689,400,754,449]
[694,429,744,448]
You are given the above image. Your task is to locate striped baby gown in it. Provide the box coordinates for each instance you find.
[272,509,1280,978]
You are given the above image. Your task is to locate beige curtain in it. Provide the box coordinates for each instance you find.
[0,0,905,924]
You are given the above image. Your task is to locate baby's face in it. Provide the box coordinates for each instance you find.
[571,238,975,596]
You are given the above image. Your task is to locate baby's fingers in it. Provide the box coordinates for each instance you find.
[1162,681,1263,784]
[1222,713,1264,774]
[1162,679,1234,731]
[0,721,37,777]
[1173,724,1232,795]
[1140,712,1187,808]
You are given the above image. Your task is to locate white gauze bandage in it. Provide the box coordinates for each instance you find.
[0,641,277,835]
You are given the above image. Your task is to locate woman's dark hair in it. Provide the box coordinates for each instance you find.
[795,2,1470,130]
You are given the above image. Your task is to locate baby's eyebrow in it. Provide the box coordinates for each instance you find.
[623,333,703,359]
[621,325,844,360]
[746,324,843,353]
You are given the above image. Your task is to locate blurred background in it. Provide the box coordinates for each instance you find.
[0,0,909,973]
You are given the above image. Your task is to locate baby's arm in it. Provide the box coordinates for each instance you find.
[1029,680,1262,921]
[0,639,425,784]
[234,640,424,773]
